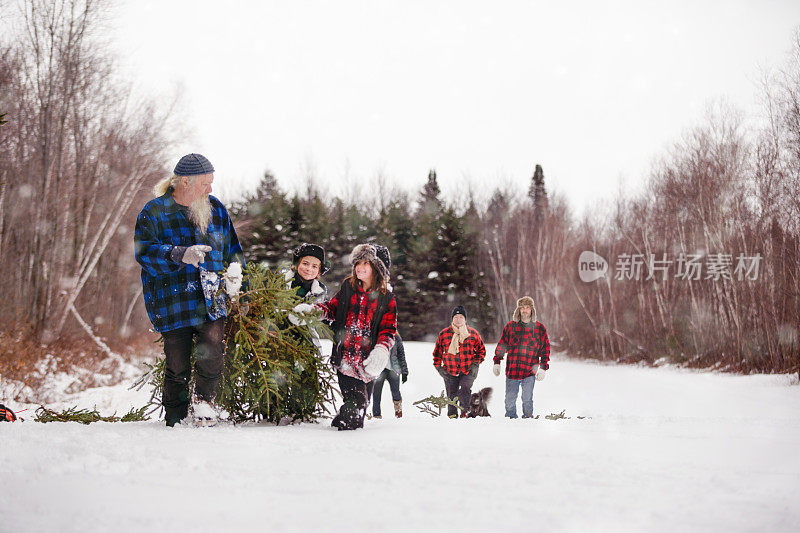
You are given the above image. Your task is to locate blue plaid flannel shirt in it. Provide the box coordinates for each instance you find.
[134,192,245,332]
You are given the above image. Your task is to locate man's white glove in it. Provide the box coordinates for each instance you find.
[536,368,546,381]
[288,303,315,326]
[362,344,390,378]
[182,245,212,267]
[492,364,501,377]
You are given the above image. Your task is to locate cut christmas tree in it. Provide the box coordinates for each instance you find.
[136,263,338,424]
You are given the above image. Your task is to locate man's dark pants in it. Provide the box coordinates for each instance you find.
[441,370,476,417]
[162,318,226,425]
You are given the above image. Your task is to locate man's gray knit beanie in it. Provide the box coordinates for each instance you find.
[174,153,215,176]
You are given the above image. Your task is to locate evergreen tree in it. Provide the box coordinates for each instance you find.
[528,164,549,227]
[427,207,481,329]
[221,265,336,423]
[286,195,305,246]
[405,170,446,339]
[300,191,333,251]
[417,169,442,216]
[324,198,352,282]
[378,192,417,338]
[139,265,337,424]
[406,168,484,338]
[486,189,510,229]
[231,171,292,267]
[462,198,495,337]
[380,194,415,273]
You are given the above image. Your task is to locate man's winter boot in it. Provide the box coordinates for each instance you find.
[393,400,403,418]
[191,397,219,427]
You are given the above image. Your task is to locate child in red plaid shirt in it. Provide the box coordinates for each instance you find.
[433,306,486,418]
[317,244,397,431]
[493,296,550,418]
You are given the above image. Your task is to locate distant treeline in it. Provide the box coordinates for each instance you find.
[0,1,797,377]
[231,49,800,375]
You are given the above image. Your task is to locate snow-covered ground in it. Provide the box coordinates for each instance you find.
[2,341,799,533]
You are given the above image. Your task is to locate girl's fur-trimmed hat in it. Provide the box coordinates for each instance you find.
[513,296,537,323]
[350,243,390,279]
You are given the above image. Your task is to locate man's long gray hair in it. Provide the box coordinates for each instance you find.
[153,174,212,234]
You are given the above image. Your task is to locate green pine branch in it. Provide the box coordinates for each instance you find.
[35,405,149,424]
[413,391,461,417]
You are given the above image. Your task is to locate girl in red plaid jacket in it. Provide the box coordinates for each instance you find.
[492,296,550,418]
[317,244,397,431]
[433,306,486,418]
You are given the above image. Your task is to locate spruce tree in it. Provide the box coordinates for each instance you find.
[406,169,485,338]
[462,198,495,337]
[139,264,338,424]
[378,193,417,339]
[325,198,352,281]
[405,169,445,339]
[418,169,442,217]
[528,164,549,226]
[486,189,510,229]
[221,264,337,423]
[231,171,292,267]
[426,206,483,330]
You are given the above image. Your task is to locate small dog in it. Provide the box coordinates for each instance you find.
[466,387,492,418]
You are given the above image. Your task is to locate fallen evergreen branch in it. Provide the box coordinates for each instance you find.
[119,406,150,422]
[534,410,592,421]
[34,405,149,424]
[130,353,167,417]
[413,391,460,417]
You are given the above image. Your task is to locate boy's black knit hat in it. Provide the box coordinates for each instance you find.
[293,243,330,274]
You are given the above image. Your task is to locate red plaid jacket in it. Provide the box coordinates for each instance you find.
[493,320,550,379]
[318,283,397,382]
[433,326,486,375]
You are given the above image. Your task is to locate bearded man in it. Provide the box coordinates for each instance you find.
[134,153,245,427]
[492,296,550,419]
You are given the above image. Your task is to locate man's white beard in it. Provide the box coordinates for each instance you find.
[188,195,212,234]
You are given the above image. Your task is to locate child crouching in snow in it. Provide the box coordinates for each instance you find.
[493,296,550,419]
[285,243,329,305]
[316,243,397,430]
[267,243,330,422]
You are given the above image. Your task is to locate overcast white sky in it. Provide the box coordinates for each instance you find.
[111,0,800,214]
